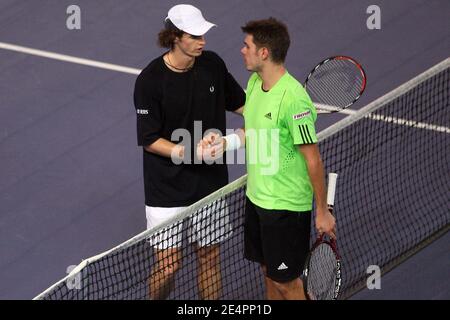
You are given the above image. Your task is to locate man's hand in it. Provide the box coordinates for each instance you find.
[315,207,336,239]
[197,132,225,163]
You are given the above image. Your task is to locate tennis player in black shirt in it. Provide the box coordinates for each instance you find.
[133,4,245,299]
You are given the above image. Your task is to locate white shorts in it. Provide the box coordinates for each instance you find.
[146,202,232,249]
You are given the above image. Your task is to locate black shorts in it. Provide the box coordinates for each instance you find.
[244,197,311,283]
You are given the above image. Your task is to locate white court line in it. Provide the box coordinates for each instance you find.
[315,103,450,134]
[316,103,354,114]
[2,41,448,134]
[365,113,450,134]
[0,41,141,75]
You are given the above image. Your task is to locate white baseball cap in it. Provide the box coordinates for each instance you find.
[165,4,217,36]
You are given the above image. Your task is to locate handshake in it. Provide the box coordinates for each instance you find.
[196,129,245,163]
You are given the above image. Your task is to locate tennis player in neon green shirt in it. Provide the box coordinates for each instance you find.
[240,18,336,300]
[199,17,336,300]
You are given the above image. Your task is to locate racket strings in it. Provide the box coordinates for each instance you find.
[306,243,338,300]
[309,70,361,105]
[306,59,364,110]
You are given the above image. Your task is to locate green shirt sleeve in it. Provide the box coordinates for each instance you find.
[285,98,318,145]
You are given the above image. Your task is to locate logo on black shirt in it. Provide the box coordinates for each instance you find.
[137,109,149,115]
[210,86,215,93]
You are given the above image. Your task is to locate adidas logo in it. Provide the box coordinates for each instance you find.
[265,112,272,120]
[277,262,288,270]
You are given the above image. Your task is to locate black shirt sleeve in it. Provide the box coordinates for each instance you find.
[133,72,163,147]
[224,71,246,112]
[208,51,245,112]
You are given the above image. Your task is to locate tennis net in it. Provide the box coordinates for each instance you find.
[34,57,449,300]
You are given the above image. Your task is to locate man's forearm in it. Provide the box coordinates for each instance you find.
[298,144,328,213]
[299,144,336,238]
[145,138,184,160]
[233,105,244,115]
[307,157,328,213]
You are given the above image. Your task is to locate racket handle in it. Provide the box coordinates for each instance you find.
[327,173,338,208]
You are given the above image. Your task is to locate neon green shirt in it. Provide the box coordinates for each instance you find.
[244,71,318,211]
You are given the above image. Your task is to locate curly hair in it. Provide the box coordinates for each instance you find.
[158,20,184,49]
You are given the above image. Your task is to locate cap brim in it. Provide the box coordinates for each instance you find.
[184,21,217,36]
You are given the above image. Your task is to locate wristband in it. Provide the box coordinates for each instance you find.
[223,133,242,151]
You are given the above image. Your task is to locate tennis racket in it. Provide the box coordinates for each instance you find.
[305,56,366,114]
[302,172,342,300]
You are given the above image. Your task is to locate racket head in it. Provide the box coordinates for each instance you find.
[302,235,342,300]
[302,172,341,300]
[304,56,367,114]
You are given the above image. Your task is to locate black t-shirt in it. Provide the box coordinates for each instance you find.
[133,50,245,207]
